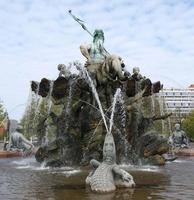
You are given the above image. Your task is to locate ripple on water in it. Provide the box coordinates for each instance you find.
[120,164,160,172]
[12,157,82,176]
[62,169,81,177]
[1,156,194,200]
[171,159,193,163]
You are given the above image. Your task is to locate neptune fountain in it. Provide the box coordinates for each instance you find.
[25,12,172,192]
[30,28,169,166]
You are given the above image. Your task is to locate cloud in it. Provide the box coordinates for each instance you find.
[0,0,194,119]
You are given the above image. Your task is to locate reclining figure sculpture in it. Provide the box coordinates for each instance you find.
[9,125,34,151]
[169,123,189,148]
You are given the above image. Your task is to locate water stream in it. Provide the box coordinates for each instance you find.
[82,67,109,133]
[47,80,54,115]
[158,93,165,134]
[35,82,40,103]
[109,88,121,134]
[64,81,73,132]
[35,97,43,116]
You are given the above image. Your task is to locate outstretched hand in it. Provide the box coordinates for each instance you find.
[122,173,133,182]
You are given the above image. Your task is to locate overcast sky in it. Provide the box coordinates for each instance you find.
[0,0,194,120]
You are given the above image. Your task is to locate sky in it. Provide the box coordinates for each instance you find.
[0,0,194,120]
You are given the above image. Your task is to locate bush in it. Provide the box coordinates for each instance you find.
[0,102,7,140]
[182,110,194,140]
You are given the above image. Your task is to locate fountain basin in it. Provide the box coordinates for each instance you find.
[175,148,194,156]
[0,150,22,158]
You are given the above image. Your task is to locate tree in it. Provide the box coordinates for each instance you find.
[182,110,194,140]
[20,93,42,138]
[0,101,7,140]
[0,102,6,122]
[20,92,50,141]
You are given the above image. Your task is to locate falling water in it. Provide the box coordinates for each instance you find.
[64,82,73,132]
[117,92,126,131]
[34,82,42,116]
[112,125,131,164]
[35,97,43,116]
[35,82,40,102]
[38,80,54,145]
[118,97,129,161]
[23,83,34,133]
[109,88,121,133]
[73,61,84,78]
[151,95,155,113]
[82,67,109,133]
[162,92,172,135]
[44,125,49,146]
[33,96,43,136]
[167,117,172,135]
[151,86,155,113]
[25,83,33,114]
[47,81,54,115]
[158,92,165,134]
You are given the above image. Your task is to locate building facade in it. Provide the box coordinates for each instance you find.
[159,85,194,122]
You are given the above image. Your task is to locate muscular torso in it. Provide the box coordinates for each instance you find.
[90,44,106,64]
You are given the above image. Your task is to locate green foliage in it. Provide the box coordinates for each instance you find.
[0,102,6,123]
[182,110,194,139]
[20,91,60,142]
[20,94,48,139]
[0,102,7,140]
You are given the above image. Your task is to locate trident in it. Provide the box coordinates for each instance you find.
[68,10,93,37]
[68,10,110,55]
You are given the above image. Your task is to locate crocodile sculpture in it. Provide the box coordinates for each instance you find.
[86,133,135,192]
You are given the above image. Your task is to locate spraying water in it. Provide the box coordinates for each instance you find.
[82,67,109,133]
[75,63,132,163]
[47,81,54,115]
[109,88,121,133]
[64,81,73,132]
